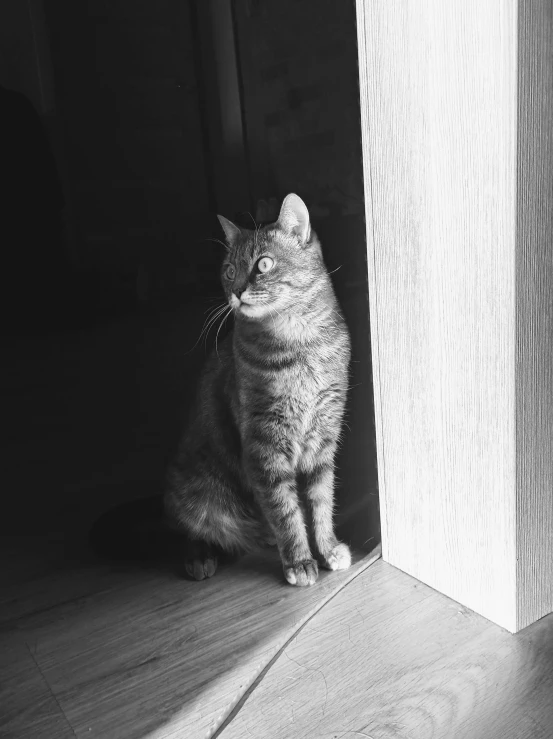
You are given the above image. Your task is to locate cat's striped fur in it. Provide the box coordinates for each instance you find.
[164,194,351,586]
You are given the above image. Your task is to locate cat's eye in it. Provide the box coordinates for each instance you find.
[225,264,236,280]
[257,257,274,274]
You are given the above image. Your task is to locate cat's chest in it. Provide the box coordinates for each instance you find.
[239,346,344,409]
[234,325,349,411]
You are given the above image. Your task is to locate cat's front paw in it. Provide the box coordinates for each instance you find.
[284,559,319,586]
[320,542,351,571]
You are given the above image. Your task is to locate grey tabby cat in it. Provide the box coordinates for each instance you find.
[164,194,351,586]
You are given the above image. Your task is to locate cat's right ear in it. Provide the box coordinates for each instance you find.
[217,215,241,247]
[277,193,311,245]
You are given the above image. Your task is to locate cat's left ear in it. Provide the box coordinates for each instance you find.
[277,193,311,245]
[217,215,241,247]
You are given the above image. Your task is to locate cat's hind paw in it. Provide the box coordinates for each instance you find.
[320,542,351,571]
[284,559,319,586]
[183,540,218,581]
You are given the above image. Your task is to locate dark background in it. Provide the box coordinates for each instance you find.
[1,0,379,575]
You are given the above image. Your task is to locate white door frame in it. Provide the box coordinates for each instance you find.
[356,0,553,633]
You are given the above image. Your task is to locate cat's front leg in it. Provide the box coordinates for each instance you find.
[302,461,351,572]
[244,449,318,586]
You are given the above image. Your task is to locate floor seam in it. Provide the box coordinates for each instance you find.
[25,641,78,738]
[209,545,382,738]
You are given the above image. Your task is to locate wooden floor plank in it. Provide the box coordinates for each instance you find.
[219,560,553,739]
[1,549,380,739]
[0,639,75,739]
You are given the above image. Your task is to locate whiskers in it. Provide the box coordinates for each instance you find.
[215,305,233,361]
[243,211,260,253]
[204,237,230,253]
[184,301,233,356]
[257,297,282,333]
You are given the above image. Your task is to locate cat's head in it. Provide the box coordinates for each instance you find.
[217,194,325,321]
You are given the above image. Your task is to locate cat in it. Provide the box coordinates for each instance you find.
[164,193,352,586]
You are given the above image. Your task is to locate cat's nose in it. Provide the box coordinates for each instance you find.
[233,285,246,299]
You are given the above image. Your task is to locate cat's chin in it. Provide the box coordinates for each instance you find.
[238,302,267,319]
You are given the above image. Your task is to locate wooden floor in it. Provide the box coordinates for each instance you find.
[219,560,553,739]
[2,547,553,739]
[0,546,380,738]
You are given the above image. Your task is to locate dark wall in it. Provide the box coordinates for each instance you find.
[234,0,364,216]
[0,1,70,328]
[44,0,212,300]
[1,0,378,552]
[0,1,53,110]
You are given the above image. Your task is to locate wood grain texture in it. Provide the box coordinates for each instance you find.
[0,548,380,739]
[219,559,553,739]
[357,0,553,631]
[0,639,75,739]
[516,0,553,630]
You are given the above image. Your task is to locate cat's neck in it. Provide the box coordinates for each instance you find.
[235,300,339,347]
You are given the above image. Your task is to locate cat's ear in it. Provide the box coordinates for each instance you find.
[217,215,241,247]
[277,193,311,245]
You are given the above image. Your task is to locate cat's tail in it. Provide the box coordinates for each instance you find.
[88,494,183,565]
